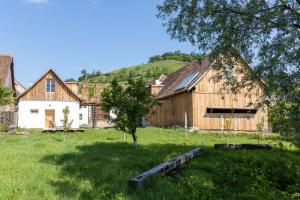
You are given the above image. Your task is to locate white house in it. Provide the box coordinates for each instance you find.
[17,69,82,129]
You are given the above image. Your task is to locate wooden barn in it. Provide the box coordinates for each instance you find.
[147,54,269,132]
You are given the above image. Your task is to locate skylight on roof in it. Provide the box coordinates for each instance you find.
[175,72,199,91]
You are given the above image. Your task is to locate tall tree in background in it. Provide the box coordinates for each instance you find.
[158,0,300,144]
[101,78,157,147]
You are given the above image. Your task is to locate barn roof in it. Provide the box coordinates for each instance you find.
[155,56,211,100]
[0,55,14,86]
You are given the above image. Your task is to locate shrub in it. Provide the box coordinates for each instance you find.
[0,122,7,132]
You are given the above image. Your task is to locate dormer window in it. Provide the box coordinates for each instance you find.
[225,64,233,80]
[46,79,55,93]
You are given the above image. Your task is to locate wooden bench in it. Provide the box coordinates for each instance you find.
[129,147,205,189]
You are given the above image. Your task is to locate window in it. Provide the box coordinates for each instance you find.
[175,72,199,91]
[30,109,39,114]
[46,79,55,92]
[225,64,233,80]
[207,108,257,114]
[79,114,83,120]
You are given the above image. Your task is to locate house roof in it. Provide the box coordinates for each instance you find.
[14,80,26,96]
[155,56,211,100]
[147,74,167,86]
[17,68,82,102]
[0,55,15,88]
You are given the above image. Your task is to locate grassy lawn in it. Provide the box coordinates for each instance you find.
[0,128,299,200]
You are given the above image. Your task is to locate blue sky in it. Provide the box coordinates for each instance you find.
[0,0,195,86]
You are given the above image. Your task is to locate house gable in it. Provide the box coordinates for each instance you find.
[18,69,81,102]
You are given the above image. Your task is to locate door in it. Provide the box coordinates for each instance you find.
[45,109,55,128]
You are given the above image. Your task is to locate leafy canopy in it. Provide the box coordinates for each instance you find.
[100,78,158,145]
[0,81,13,106]
[158,0,300,143]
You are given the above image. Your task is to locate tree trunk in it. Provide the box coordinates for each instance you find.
[132,130,137,148]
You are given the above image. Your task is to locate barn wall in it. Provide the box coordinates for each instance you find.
[148,92,193,128]
[192,63,268,131]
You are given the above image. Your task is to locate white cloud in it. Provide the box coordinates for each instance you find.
[25,0,49,5]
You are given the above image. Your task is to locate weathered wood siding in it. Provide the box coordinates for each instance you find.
[148,93,193,128]
[148,58,268,132]
[20,71,78,102]
[192,62,268,131]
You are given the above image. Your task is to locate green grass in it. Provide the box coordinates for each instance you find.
[0,128,299,200]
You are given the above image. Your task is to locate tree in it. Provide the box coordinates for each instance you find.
[65,78,76,82]
[100,78,157,146]
[158,0,300,144]
[0,82,13,106]
[78,69,88,82]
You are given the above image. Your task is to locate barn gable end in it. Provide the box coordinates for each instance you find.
[191,57,268,131]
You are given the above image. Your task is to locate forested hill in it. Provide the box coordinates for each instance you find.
[76,51,201,83]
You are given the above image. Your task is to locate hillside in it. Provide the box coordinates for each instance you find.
[81,60,188,83]
[110,60,187,75]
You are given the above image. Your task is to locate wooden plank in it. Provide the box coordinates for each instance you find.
[128,147,205,189]
[42,128,85,133]
[214,143,273,150]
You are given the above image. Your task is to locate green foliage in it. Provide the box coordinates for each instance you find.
[157,0,300,145]
[0,81,13,106]
[62,106,70,131]
[78,69,102,82]
[79,60,187,84]
[0,128,298,199]
[78,85,83,94]
[65,78,76,82]
[269,103,300,145]
[256,117,265,133]
[148,50,201,62]
[88,86,95,98]
[101,78,158,145]
[0,122,7,132]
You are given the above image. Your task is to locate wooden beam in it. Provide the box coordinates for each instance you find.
[214,143,273,150]
[128,147,205,189]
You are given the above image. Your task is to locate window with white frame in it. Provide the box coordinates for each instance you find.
[46,79,55,93]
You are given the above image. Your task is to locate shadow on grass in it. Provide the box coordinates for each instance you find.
[42,142,300,200]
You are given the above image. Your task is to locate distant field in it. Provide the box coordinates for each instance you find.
[0,128,299,200]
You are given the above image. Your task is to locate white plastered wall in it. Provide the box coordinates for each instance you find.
[18,100,80,128]
[79,106,89,126]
